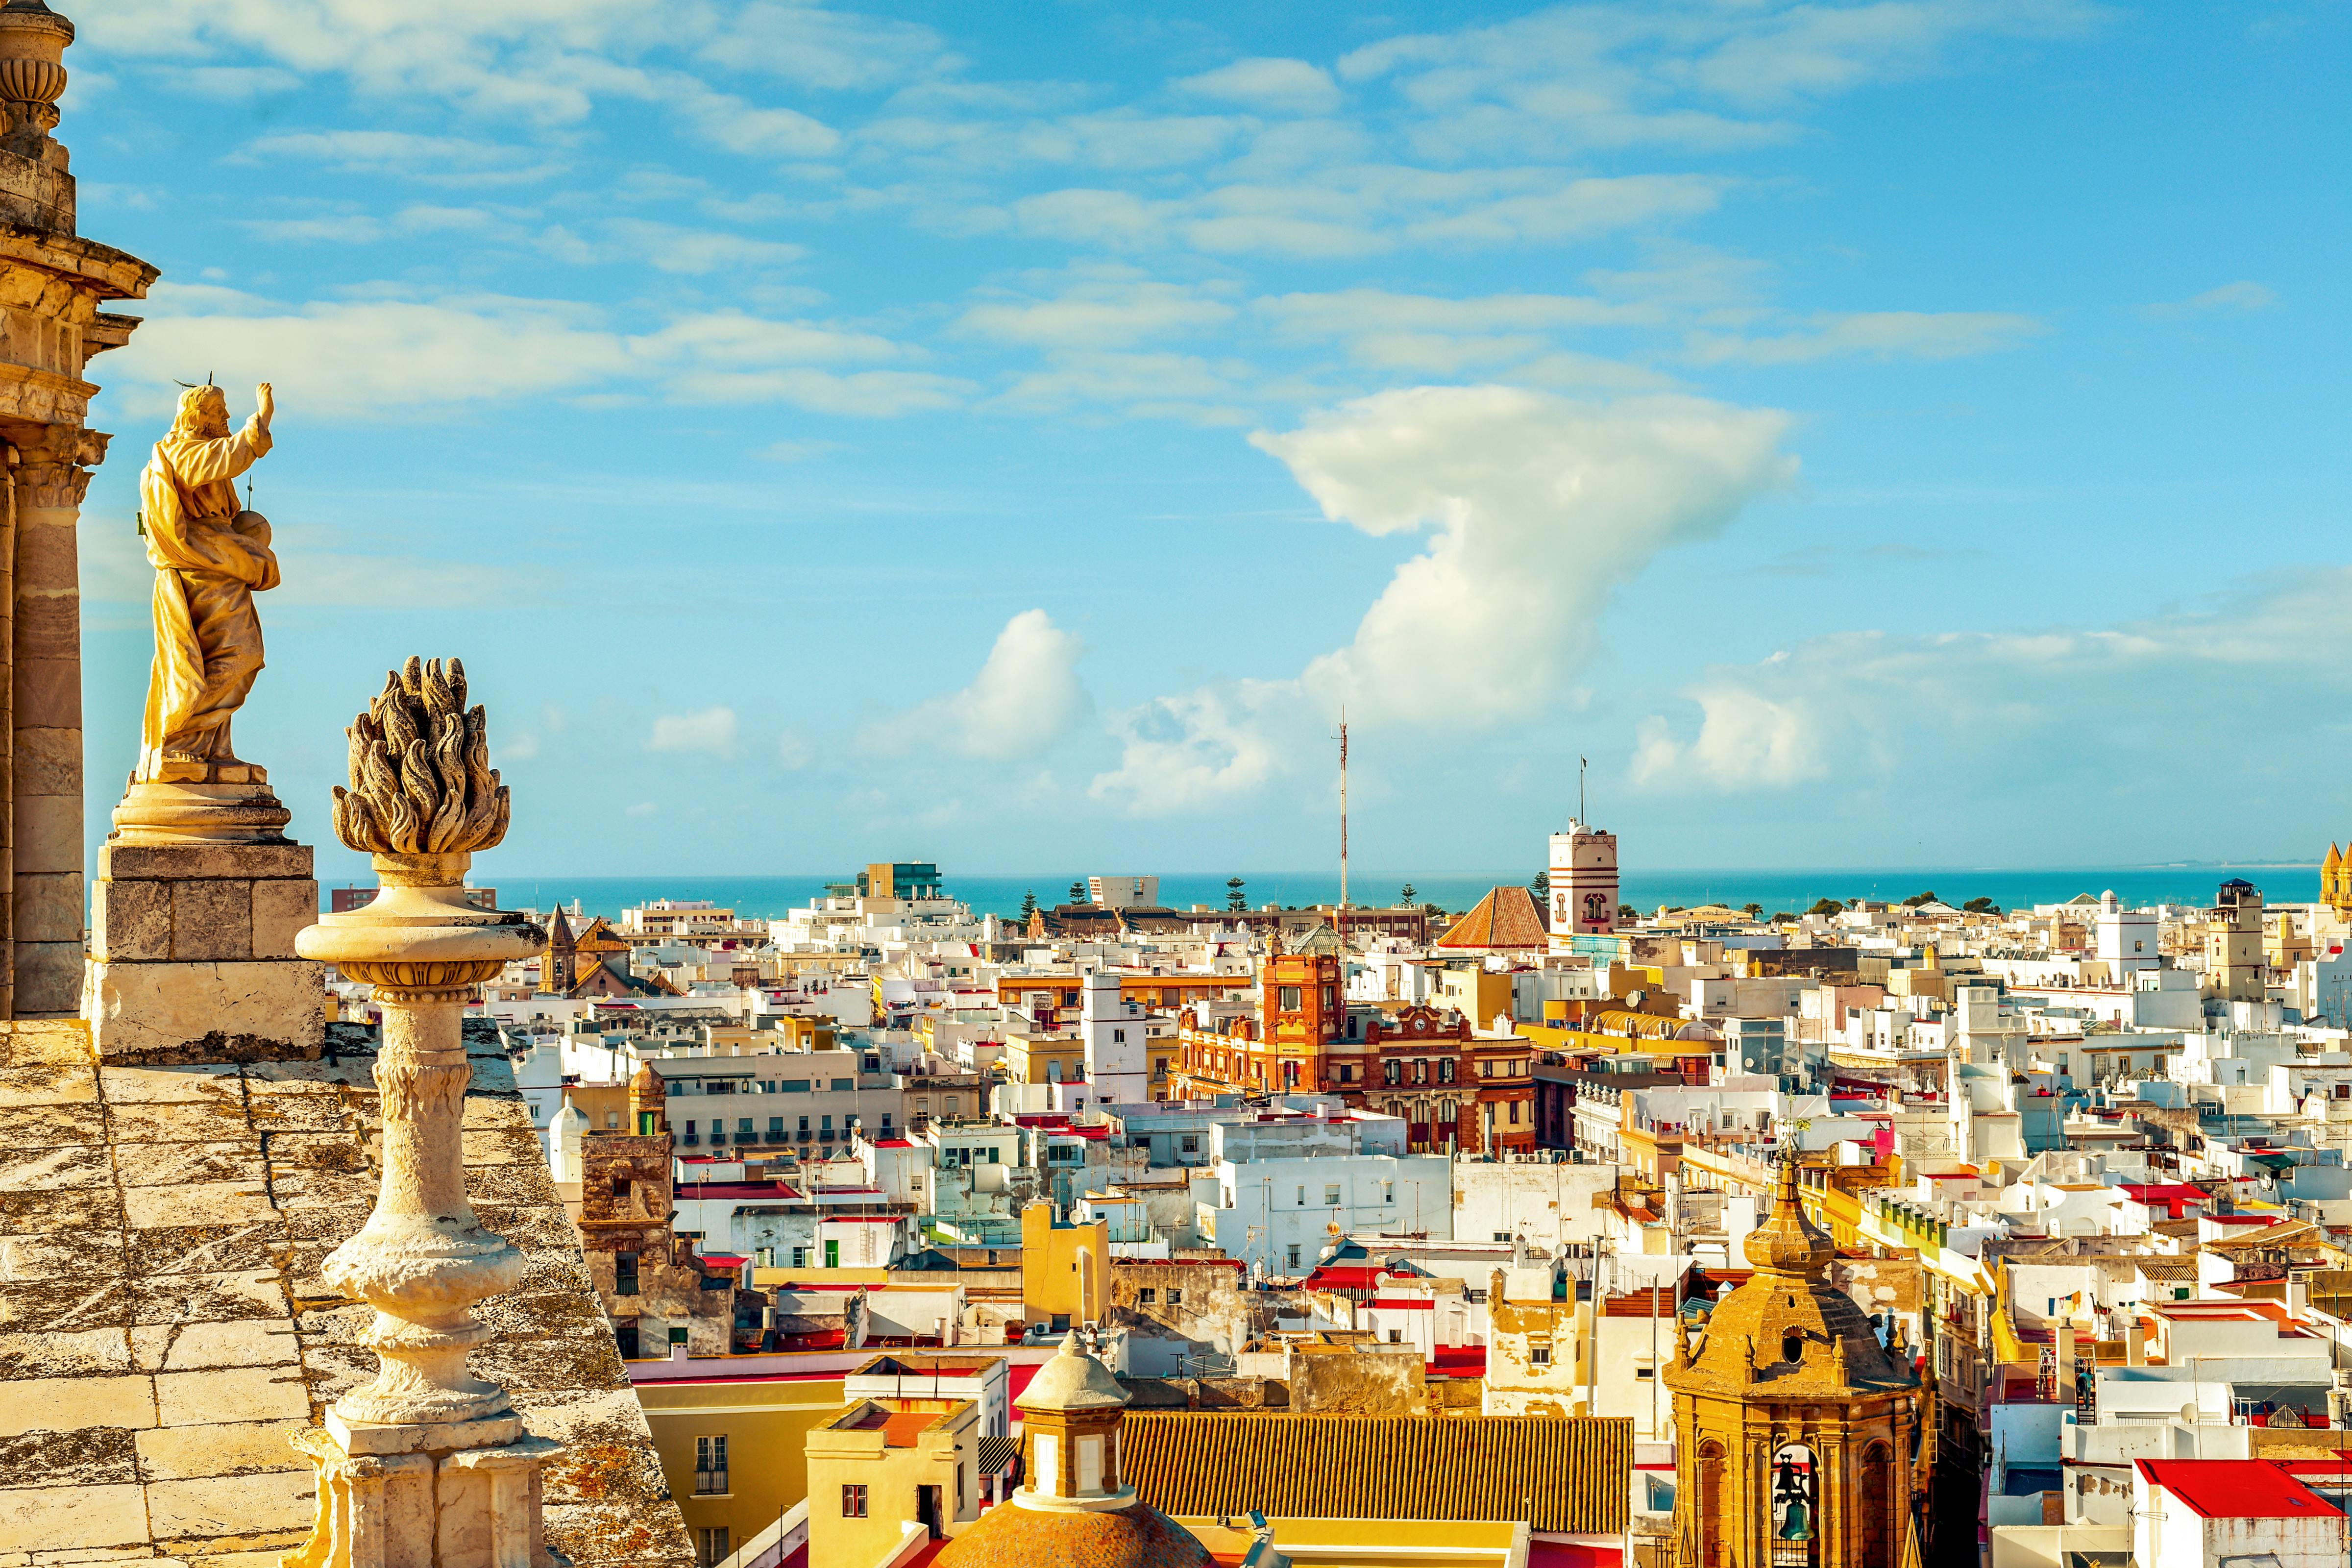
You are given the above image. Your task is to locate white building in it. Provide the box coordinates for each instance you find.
[1088,875,1161,909]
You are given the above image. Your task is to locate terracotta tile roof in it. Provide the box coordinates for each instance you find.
[1435,886,1551,951]
[1119,1412,1631,1533]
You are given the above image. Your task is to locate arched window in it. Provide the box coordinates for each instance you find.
[1696,1441,1726,1568]
[1860,1441,1895,1568]
[1768,1444,1817,1568]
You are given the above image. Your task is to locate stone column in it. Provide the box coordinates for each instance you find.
[10,425,92,1014]
[284,657,552,1568]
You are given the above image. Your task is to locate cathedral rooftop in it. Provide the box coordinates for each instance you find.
[0,1016,694,1565]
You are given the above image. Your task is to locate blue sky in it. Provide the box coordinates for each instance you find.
[63,0,2352,883]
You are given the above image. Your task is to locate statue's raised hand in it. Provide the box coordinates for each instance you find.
[256,382,274,429]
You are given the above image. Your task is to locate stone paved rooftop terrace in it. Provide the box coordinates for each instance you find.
[0,1016,694,1566]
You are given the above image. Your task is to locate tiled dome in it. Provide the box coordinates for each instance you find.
[935,1498,1212,1568]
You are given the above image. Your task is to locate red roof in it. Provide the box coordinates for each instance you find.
[2137,1460,2343,1519]
[674,1180,801,1201]
[873,1138,914,1148]
[699,1253,747,1268]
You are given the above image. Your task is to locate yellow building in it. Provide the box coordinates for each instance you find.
[806,1396,981,1563]
[1665,1152,1927,1568]
[636,1374,848,1567]
[1001,1029,1083,1085]
[1020,1200,1107,1329]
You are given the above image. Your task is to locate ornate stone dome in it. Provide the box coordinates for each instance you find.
[1667,1152,1917,1401]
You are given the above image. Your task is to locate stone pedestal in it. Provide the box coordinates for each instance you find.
[287,1415,563,1568]
[82,774,323,1063]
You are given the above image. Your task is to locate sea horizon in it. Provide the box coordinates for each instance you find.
[403,863,2328,924]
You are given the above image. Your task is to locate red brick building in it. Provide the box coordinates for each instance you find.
[1174,957,1536,1155]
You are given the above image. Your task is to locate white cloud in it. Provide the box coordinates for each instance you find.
[1092,388,1795,813]
[1338,1,2107,157]
[1010,169,1721,260]
[2145,281,2277,318]
[105,283,966,419]
[956,273,1237,348]
[703,1,956,90]
[1090,682,1301,816]
[243,130,566,185]
[1178,57,1341,116]
[649,706,740,755]
[1687,310,2047,365]
[1261,387,1796,726]
[1628,568,2352,796]
[778,728,815,770]
[873,610,1090,761]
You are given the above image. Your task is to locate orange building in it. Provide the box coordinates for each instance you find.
[1173,957,1536,1155]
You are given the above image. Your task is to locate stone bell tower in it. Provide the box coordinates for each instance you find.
[0,0,157,1018]
[1664,1151,1927,1568]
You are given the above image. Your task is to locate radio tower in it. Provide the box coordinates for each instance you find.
[1338,709,1349,912]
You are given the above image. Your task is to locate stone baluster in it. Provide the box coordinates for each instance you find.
[285,657,560,1568]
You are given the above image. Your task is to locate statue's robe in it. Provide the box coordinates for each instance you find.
[138,414,277,776]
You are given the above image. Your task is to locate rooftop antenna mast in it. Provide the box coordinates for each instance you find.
[1578,755,1587,827]
[1336,709,1349,912]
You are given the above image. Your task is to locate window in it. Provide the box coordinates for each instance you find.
[1383,1181,1394,1205]
[1415,1059,1429,1084]
[769,1116,784,1137]
[1388,1328,1401,1344]
[791,1247,807,1268]
[799,1115,811,1133]
[1296,1184,1307,1206]
[833,1078,854,1091]
[1324,1184,1341,1206]
[1114,1028,1126,1043]
[614,1253,639,1295]
[1139,1287,1157,1304]
[757,1247,773,1268]
[1510,1101,1521,1124]
[1167,1288,1182,1306]
[694,1435,729,1494]
[781,1078,809,1093]
[1531,1345,1552,1366]
[1286,1244,1302,1269]
[842,1483,868,1518]
[1280,986,1301,1010]
[669,1326,689,1346]
[736,1118,753,1136]
[696,1527,730,1568]
[1385,1060,1401,1086]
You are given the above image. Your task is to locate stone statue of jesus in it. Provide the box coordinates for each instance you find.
[137,381,279,783]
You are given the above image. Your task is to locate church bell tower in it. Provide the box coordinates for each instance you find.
[1664,1151,1927,1568]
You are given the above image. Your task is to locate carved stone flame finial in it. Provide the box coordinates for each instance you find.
[333,656,511,858]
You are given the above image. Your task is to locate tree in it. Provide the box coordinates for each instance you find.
[1226,876,1247,912]
[1068,880,1087,906]
[1531,868,1550,898]
[1963,896,2001,915]
[1018,889,1037,920]
[1901,890,1938,908]
[1617,903,1637,923]
[1399,882,1417,905]
[1770,911,1796,924]
[1807,898,1842,917]
[1742,903,1764,920]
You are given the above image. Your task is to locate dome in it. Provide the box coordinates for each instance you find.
[936,1497,1211,1568]
[1020,1333,1127,1412]
[1667,1152,1916,1401]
